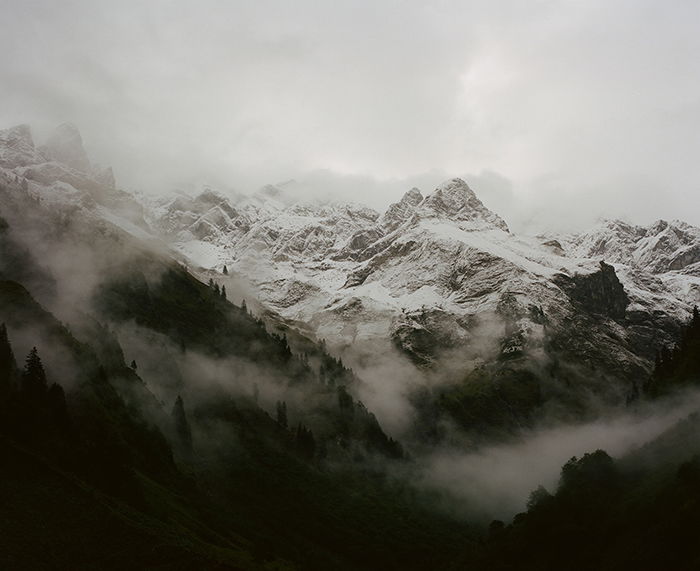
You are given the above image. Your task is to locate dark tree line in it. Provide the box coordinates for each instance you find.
[207,277,227,300]
[0,323,69,437]
[646,306,700,396]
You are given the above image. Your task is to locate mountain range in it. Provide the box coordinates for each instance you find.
[1,122,700,570]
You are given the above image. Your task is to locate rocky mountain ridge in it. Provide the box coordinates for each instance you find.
[1,123,699,417]
[145,174,698,374]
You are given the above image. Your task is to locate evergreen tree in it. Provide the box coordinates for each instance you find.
[221,285,227,300]
[130,359,137,371]
[21,347,47,401]
[647,306,700,396]
[214,283,220,295]
[223,265,228,275]
[689,304,700,338]
[171,395,193,453]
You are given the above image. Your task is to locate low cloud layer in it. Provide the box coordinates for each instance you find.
[419,390,700,520]
[2,1,700,231]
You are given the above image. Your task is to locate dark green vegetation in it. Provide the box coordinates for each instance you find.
[473,418,700,571]
[646,306,700,397]
[436,367,543,442]
[467,308,700,571]
[0,181,468,569]
[3,172,700,570]
[409,262,674,447]
[0,277,471,570]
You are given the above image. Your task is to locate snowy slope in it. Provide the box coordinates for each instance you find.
[0,124,151,243]
[2,123,697,393]
[141,175,698,386]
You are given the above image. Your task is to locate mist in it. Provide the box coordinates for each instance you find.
[4,3,700,568]
[418,389,700,520]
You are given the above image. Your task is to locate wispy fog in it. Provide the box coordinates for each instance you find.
[419,389,700,520]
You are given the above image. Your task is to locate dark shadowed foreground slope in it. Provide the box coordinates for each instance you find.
[0,172,471,569]
[2,125,700,570]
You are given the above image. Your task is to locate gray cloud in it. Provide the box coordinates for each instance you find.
[2,0,700,230]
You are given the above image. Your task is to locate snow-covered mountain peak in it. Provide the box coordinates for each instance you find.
[562,217,700,274]
[145,170,698,371]
[0,122,122,200]
[2,121,698,389]
[418,178,510,232]
[379,187,424,230]
[40,122,91,173]
[401,187,424,204]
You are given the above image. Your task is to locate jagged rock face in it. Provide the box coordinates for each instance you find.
[392,308,473,366]
[40,123,92,173]
[138,175,698,394]
[563,218,700,274]
[0,124,146,238]
[542,239,564,255]
[2,122,698,409]
[419,178,510,232]
[0,124,120,203]
[335,227,385,262]
[0,125,46,168]
[379,187,423,230]
[143,189,252,240]
[557,261,630,320]
[19,161,100,195]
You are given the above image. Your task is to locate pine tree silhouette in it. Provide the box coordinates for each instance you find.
[647,306,700,396]
[21,347,47,401]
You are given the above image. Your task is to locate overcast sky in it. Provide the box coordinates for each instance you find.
[2,0,700,231]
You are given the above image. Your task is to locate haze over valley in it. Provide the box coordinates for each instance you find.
[2,2,700,569]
